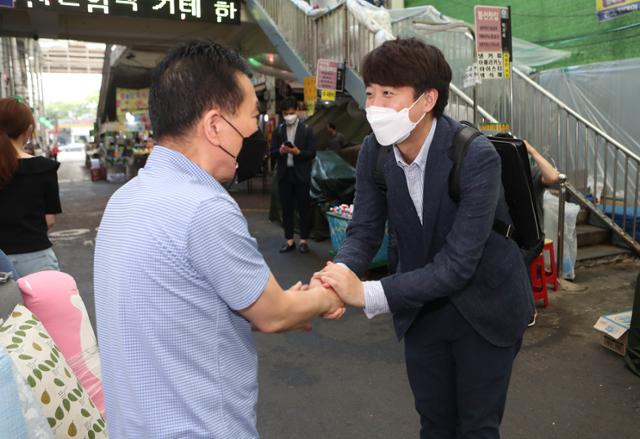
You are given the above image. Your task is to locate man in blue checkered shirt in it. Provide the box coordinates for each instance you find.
[94,40,344,439]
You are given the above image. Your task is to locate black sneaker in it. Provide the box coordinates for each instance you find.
[279,242,296,253]
[299,242,310,254]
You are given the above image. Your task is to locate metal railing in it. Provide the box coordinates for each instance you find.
[512,68,640,254]
[253,0,491,123]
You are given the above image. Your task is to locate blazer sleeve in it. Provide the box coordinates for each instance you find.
[333,137,387,277]
[381,137,502,313]
[271,125,283,158]
[295,125,316,162]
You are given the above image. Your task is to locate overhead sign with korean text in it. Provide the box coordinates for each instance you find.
[474,5,512,80]
[14,0,240,24]
[596,0,640,21]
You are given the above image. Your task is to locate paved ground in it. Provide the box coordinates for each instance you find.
[52,157,640,438]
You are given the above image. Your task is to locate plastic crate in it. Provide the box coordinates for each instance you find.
[326,212,388,268]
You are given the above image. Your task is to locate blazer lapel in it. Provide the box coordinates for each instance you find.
[421,119,455,255]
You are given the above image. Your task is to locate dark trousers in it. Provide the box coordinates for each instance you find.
[278,167,311,240]
[404,300,521,439]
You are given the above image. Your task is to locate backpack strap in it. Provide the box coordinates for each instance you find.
[448,124,482,203]
[374,143,391,193]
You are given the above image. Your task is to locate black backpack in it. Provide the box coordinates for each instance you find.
[373,123,545,256]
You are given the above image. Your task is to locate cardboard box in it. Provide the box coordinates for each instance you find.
[594,311,632,356]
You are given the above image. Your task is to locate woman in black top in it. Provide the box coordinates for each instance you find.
[0,98,62,278]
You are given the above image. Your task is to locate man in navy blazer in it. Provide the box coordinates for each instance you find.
[316,39,533,438]
[271,97,317,254]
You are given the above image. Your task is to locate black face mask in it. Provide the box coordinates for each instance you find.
[218,116,266,184]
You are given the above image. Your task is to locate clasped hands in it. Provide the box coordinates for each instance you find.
[289,261,365,329]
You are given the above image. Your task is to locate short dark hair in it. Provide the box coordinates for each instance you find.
[149,40,251,140]
[280,97,297,112]
[361,38,452,118]
[328,122,336,130]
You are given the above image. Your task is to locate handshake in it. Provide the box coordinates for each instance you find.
[247,262,367,333]
[293,262,366,326]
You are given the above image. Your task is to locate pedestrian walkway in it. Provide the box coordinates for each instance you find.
[51,157,640,439]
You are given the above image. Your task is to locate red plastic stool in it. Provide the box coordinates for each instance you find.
[529,254,549,308]
[543,239,559,291]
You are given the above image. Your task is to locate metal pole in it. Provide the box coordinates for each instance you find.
[473,86,478,126]
[343,5,349,64]
[509,70,514,132]
[470,29,478,126]
[507,6,514,131]
[557,174,567,278]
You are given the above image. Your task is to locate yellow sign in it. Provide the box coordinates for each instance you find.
[320,89,336,102]
[502,52,511,79]
[480,123,511,133]
[304,76,317,103]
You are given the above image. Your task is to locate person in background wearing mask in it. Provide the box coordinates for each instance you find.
[271,97,317,254]
[315,39,532,439]
[0,98,62,278]
[326,122,346,151]
[94,41,344,439]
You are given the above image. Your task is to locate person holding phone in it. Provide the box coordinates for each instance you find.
[270,97,317,254]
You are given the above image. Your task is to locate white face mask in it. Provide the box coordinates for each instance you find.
[365,94,426,146]
[284,114,298,126]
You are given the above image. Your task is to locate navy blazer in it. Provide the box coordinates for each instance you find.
[334,116,533,347]
[270,122,316,184]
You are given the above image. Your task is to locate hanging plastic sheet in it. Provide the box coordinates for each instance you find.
[310,151,356,205]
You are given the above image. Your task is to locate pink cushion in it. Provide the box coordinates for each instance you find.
[17,271,105,416]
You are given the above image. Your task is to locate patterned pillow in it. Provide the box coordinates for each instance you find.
[0,345,54,439]
[18,271,105,415]
[0,305,107,439]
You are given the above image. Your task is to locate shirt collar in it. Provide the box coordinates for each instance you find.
[144,145,226,192]
[393,117,438,170]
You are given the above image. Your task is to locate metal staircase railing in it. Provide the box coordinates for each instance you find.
[512,68,640,254]
[247,0,496,124]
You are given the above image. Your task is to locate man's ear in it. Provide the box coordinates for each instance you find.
[202,108,222,146]
[423,89,439,114]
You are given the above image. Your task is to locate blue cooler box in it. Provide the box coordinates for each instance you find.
[325,211,388,269]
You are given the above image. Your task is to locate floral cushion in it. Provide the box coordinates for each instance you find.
[0,305,107,438]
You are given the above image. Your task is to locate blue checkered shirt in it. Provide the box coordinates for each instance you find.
[94,146,269,438]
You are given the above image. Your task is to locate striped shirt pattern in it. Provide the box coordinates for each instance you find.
[94,146,269,438]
